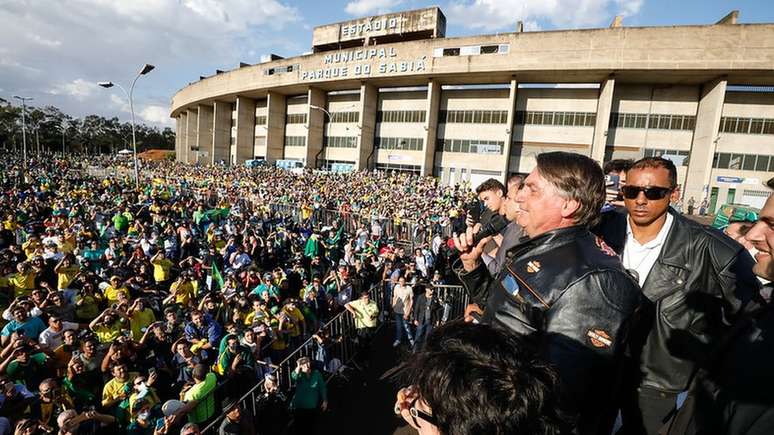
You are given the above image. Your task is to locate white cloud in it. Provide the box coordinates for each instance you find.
[110,94,130,113]
[345,0,404,16]
[140,105,174,127]
[48,79,97,100]
[29,34,62,47]
[0,0,302,128]
[446,0,645,31]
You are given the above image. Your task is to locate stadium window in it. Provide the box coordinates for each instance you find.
[729,154,743,170]
[669,116,683,130]
[463,111,473,123]
[460,46,480,56]
[443,48,460,56]
[735,118,750,134]
[770,156,774,172]
[716,153,731,169]
[742,155,757,171]
[750,119,765,134]
[764,120,774,135]
[480,45,500,54]
[543,112,554,125]
[587,113,596,126]
[755,155,770,172]
[684,116,696,130]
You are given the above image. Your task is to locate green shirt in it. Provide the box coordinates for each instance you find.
[290,369,327,410]
[183,372,217,423]
[112,213,129,231]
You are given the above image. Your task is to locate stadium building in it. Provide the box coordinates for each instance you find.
[170,7,774,211]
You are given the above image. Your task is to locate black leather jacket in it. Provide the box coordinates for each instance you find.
[594,208,761,393]
[457,225,641,435]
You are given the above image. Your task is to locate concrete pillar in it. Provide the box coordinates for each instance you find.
[212,101,231,165]
[684,78,727,202]
[306,87,325,168]
[421,79,441,176]
[502,78,518,181]
[234,96,256,164]
[179,112,188,163]
[591,76,616,164]
[185,109,198,163]
[356,83,377,170]
[196,104,213,165]
[266,91,286,164]
[175,115,182,162]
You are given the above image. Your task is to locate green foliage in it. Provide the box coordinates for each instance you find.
[0,98,175,154]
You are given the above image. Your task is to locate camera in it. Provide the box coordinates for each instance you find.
[464,200,484,224]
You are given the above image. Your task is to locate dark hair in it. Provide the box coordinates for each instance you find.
[536,152,605,228]
[507,174,524,189]
[397,322,565,435]
[602,159,634,175]
[767,177,773,190]
[475,178,506,196]
[192,364,209,381]
[629,157,678,188]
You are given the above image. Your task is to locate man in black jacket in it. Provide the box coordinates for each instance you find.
[454,151,641,435]
[594,157,761,435]
[412,284,442,351]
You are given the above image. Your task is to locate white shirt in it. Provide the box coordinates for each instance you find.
[623,213,674,287]
[38,321,79,350]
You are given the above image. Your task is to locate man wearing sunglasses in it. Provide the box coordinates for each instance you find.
[594,157,761,435]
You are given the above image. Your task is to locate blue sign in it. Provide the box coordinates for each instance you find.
[716,176,743,183]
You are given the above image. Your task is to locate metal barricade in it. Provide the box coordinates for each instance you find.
[432,284,468,322]
[202,283,385,434]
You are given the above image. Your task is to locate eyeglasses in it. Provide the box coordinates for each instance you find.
[408,397,438,428]
[620,185,673,200]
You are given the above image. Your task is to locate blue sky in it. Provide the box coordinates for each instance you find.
[0,0,772,129]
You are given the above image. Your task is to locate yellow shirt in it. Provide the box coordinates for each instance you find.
[93,322,124,343]
[22,240,40,259]
[283,306,305,337]
[169,281,195,306]
[151,258,173,282]
[9,272,36,298]
[57,266,80,289]
[130,308,156,341]
[102,373,137,407]
[104,285,129,304]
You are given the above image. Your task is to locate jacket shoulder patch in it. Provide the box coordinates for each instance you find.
[587,328,613,348]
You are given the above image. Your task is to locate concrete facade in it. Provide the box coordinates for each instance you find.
[172,7,774,210]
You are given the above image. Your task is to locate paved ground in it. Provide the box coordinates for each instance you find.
[317,324,417,435]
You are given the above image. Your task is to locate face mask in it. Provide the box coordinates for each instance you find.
[136,383,149,398]
[138,410,150,421]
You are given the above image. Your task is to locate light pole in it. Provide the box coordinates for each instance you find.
[13,95,32,166]
[98,63,155,189]
[60,120,68,157]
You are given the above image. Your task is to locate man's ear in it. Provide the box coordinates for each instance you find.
[670,187,681,204]
[560,198,581,220]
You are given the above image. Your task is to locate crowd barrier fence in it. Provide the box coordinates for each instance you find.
[201,283,387,434]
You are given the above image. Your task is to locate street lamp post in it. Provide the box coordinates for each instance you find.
[308,105,332,169]
[13,96,33,166]
[60,121,68,157]
[98,63,155,189]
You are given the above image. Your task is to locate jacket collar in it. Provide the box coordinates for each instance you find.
[507,225,588,260]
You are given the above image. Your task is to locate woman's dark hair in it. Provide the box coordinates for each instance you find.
[397,321,566,435]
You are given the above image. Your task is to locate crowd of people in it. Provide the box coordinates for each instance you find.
[0,156,472,435]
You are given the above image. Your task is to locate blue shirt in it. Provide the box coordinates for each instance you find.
[1,316,46,340]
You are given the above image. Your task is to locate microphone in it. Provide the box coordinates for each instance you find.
[472,214,509,245]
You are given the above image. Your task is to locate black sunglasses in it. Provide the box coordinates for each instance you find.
[621,185,673,200]
[409,396,438,428]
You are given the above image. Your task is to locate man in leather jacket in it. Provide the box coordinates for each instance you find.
[454,152,641,435]
[593,157,761,435]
